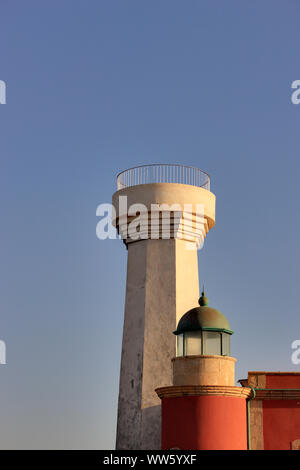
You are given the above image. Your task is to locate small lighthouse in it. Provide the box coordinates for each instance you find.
[156,290,251,450]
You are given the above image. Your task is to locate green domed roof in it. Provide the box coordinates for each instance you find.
[174,290,233,335]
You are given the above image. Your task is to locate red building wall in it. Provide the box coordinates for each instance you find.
[161,395,247,450]
[266,374,300,389]
[262,374,300,450]
[263,400,300,450]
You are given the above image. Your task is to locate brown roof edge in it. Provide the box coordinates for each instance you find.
[248,371,300,376]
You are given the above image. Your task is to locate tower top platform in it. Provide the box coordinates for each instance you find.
[117,164,210,191]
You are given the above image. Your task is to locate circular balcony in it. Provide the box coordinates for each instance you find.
[117,164,210,191]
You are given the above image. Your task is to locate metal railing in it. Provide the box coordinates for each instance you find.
[117,164,210,191]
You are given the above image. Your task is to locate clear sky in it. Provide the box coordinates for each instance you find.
[1,0,300,449]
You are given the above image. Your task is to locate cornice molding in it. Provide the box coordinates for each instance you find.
[155,385,252,399]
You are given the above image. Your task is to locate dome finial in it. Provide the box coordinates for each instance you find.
[199,285,209,306]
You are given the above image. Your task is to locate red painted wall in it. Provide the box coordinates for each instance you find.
[161,396,247,450]
[266,374,300,389]
[263,400,300,450]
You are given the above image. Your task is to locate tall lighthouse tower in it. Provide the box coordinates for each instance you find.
[112,164,215,449]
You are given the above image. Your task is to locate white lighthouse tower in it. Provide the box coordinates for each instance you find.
[112,164,216,449]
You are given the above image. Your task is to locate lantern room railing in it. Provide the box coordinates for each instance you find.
[117,164,210,191]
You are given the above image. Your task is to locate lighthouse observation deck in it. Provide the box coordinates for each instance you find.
[117,164,210,191]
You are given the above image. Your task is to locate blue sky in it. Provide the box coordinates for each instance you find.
[1,0,300,449]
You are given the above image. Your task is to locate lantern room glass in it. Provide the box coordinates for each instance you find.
[204,331,221,355]
[177,334,184,356]
[176,330,231,357]
[221,332,230,356]
[185,331,202,355]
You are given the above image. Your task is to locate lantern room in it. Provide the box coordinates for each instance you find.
[174,290,233,357]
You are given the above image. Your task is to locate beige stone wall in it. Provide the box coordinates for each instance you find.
[244,372,265,450]
[116,238,201,450]
[291,439,300,450]
[249,400,264,450]
[172,355,236,386]
[248,372,266,388]
[175,239,199,324]
[116,240,148,450]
